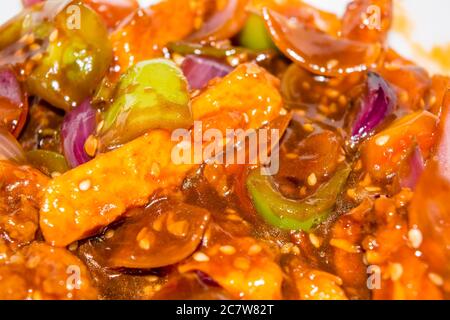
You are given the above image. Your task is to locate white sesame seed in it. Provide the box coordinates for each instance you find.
[139,238,151,250]
[428,272,444,286]
[104,229,115,239]
[307,173,317,186]
[79,179,91,191]
[375,135,390,146]
[408,228,423,249]
[51,172,61,178]
[309,233,322,248]
[219,245,236,255]
[193,252,210,262]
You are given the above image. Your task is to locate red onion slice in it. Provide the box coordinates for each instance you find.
[61,99,96,168]
[352,72,396,140]
[399,145,424,190]
[0,68,28,136]
[0,69,22,105]
[0,127,26,163]
[181,55,233,90]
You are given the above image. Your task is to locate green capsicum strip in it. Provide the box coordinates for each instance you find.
[246,164,351,231]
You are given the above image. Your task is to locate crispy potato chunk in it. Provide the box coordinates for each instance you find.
[110,0,204,78]
[0,242,97,300]
[294,270,348,300]
[179,235,283,300]
[0,161,49,251]
[40,130,192,247]
[192,63,282,129]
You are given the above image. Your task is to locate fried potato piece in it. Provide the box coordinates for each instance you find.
[0,161,49,251]
[372,246,443,300]
[0,242,97,300]
[110,0,204,78]
[179,223,283,300]
[40,130,192,247]
[292,268,348,300]
[362,111,438,180]
[192,63,282,129]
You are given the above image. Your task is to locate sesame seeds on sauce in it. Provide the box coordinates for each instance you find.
[193,252,210,262]
[78,179,91,191]
[375,135,390,146]
[219,245,237,255]
[408,228,423,249]
[307,173,317,186]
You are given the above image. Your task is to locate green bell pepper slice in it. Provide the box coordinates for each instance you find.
[246,163,351,231]
[26,150,69,176]
[238,13,276,51]
[100,58,192,147]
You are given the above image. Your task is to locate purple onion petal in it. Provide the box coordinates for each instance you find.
[352,72,396,140]
[61,99,96,168]
[195,271,220,287]
[0,69,22,106]
[0,127,26,163]
[181,55,233,90]
[399,145,424,190]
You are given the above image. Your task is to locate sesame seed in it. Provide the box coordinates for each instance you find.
[68,241,78,251]
[96,120,104,133]
[326,59,339,70]
[79,179,91,191]
[146,275,159,283]
[167,220,189,237]
[51,172,61,178]
[49,29,58,42]
[139,238,151,250]
[248,244,262,255]
[330,239,360,253]
[428,273,444,286]
[307,173,317,186]
[219,245,236,255]
[225,208,237,215]
[408,228,423,249]
[303,123,314,132]
[104,229,115,239]
[309,233,322,248]
[365,186,381,192]
[136,227,153,250]
[30,53,43,62]
[150,162,160,178]
[389,263,403,281]
[84,135,98,157]
[375,135,390,146]
[193,252,210,262]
